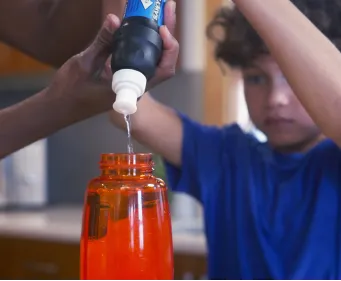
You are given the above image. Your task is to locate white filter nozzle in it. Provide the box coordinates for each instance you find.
[112,69,147,115]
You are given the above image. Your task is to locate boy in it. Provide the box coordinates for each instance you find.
[110,0,341,279]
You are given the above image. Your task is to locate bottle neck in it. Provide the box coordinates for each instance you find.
[100,153,154,177]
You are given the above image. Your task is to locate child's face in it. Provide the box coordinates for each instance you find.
[242,55,322,152]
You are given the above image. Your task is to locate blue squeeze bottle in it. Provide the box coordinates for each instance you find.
[111,0,166,115]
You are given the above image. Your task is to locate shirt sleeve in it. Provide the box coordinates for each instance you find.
[164,113,242,203]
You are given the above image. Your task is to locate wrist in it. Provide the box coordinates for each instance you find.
[42,87,81,121]
[44,84,113,122]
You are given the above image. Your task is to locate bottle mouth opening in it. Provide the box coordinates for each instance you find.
[100,153,154,169]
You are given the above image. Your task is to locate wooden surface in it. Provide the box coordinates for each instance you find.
[203,0,243,126]
[203,0,224,126]
[0,43,50,76]
[0,235,207,280]
[0,236,79,279]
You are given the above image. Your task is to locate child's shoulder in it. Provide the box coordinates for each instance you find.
[221,123,264,149]
[308,138,341,162]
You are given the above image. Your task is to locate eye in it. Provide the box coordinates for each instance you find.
[244,74,268,86]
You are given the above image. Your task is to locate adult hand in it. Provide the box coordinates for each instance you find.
[46,14,121,116]
[0,13,121,159]
[47,0,178,116]
[0,4,178,159]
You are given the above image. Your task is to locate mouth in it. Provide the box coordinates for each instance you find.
[264,117,294,126]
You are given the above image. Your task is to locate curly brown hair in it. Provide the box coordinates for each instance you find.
[207,0,341,68]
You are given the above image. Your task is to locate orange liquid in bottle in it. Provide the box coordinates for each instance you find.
[80,153,173,280]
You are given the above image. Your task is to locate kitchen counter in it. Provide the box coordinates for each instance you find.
[0,206,207,256]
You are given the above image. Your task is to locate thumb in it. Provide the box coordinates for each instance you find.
[81,14,121,72]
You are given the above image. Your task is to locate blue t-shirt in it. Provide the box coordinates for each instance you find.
[165,114,341,279]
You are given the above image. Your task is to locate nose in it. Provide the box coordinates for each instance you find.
[267,85,290,109]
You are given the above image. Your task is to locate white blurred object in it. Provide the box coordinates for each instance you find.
[4,139,47,208]
[180,0,205,72]
[0,160,7,208]
[171,193,203,220]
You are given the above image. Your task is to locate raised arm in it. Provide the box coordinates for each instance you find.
[0,0,126,67]
[233,0,341,146]
[110,93,183,167]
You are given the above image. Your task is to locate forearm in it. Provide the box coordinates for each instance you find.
[110,93,183,166]
[0,0,126,67]
[40,0,126,66]
[234,0,341,144]
[34,0,103,66]
[0,89,103,159]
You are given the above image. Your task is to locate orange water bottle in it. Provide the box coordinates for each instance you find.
[80,153,173,279]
